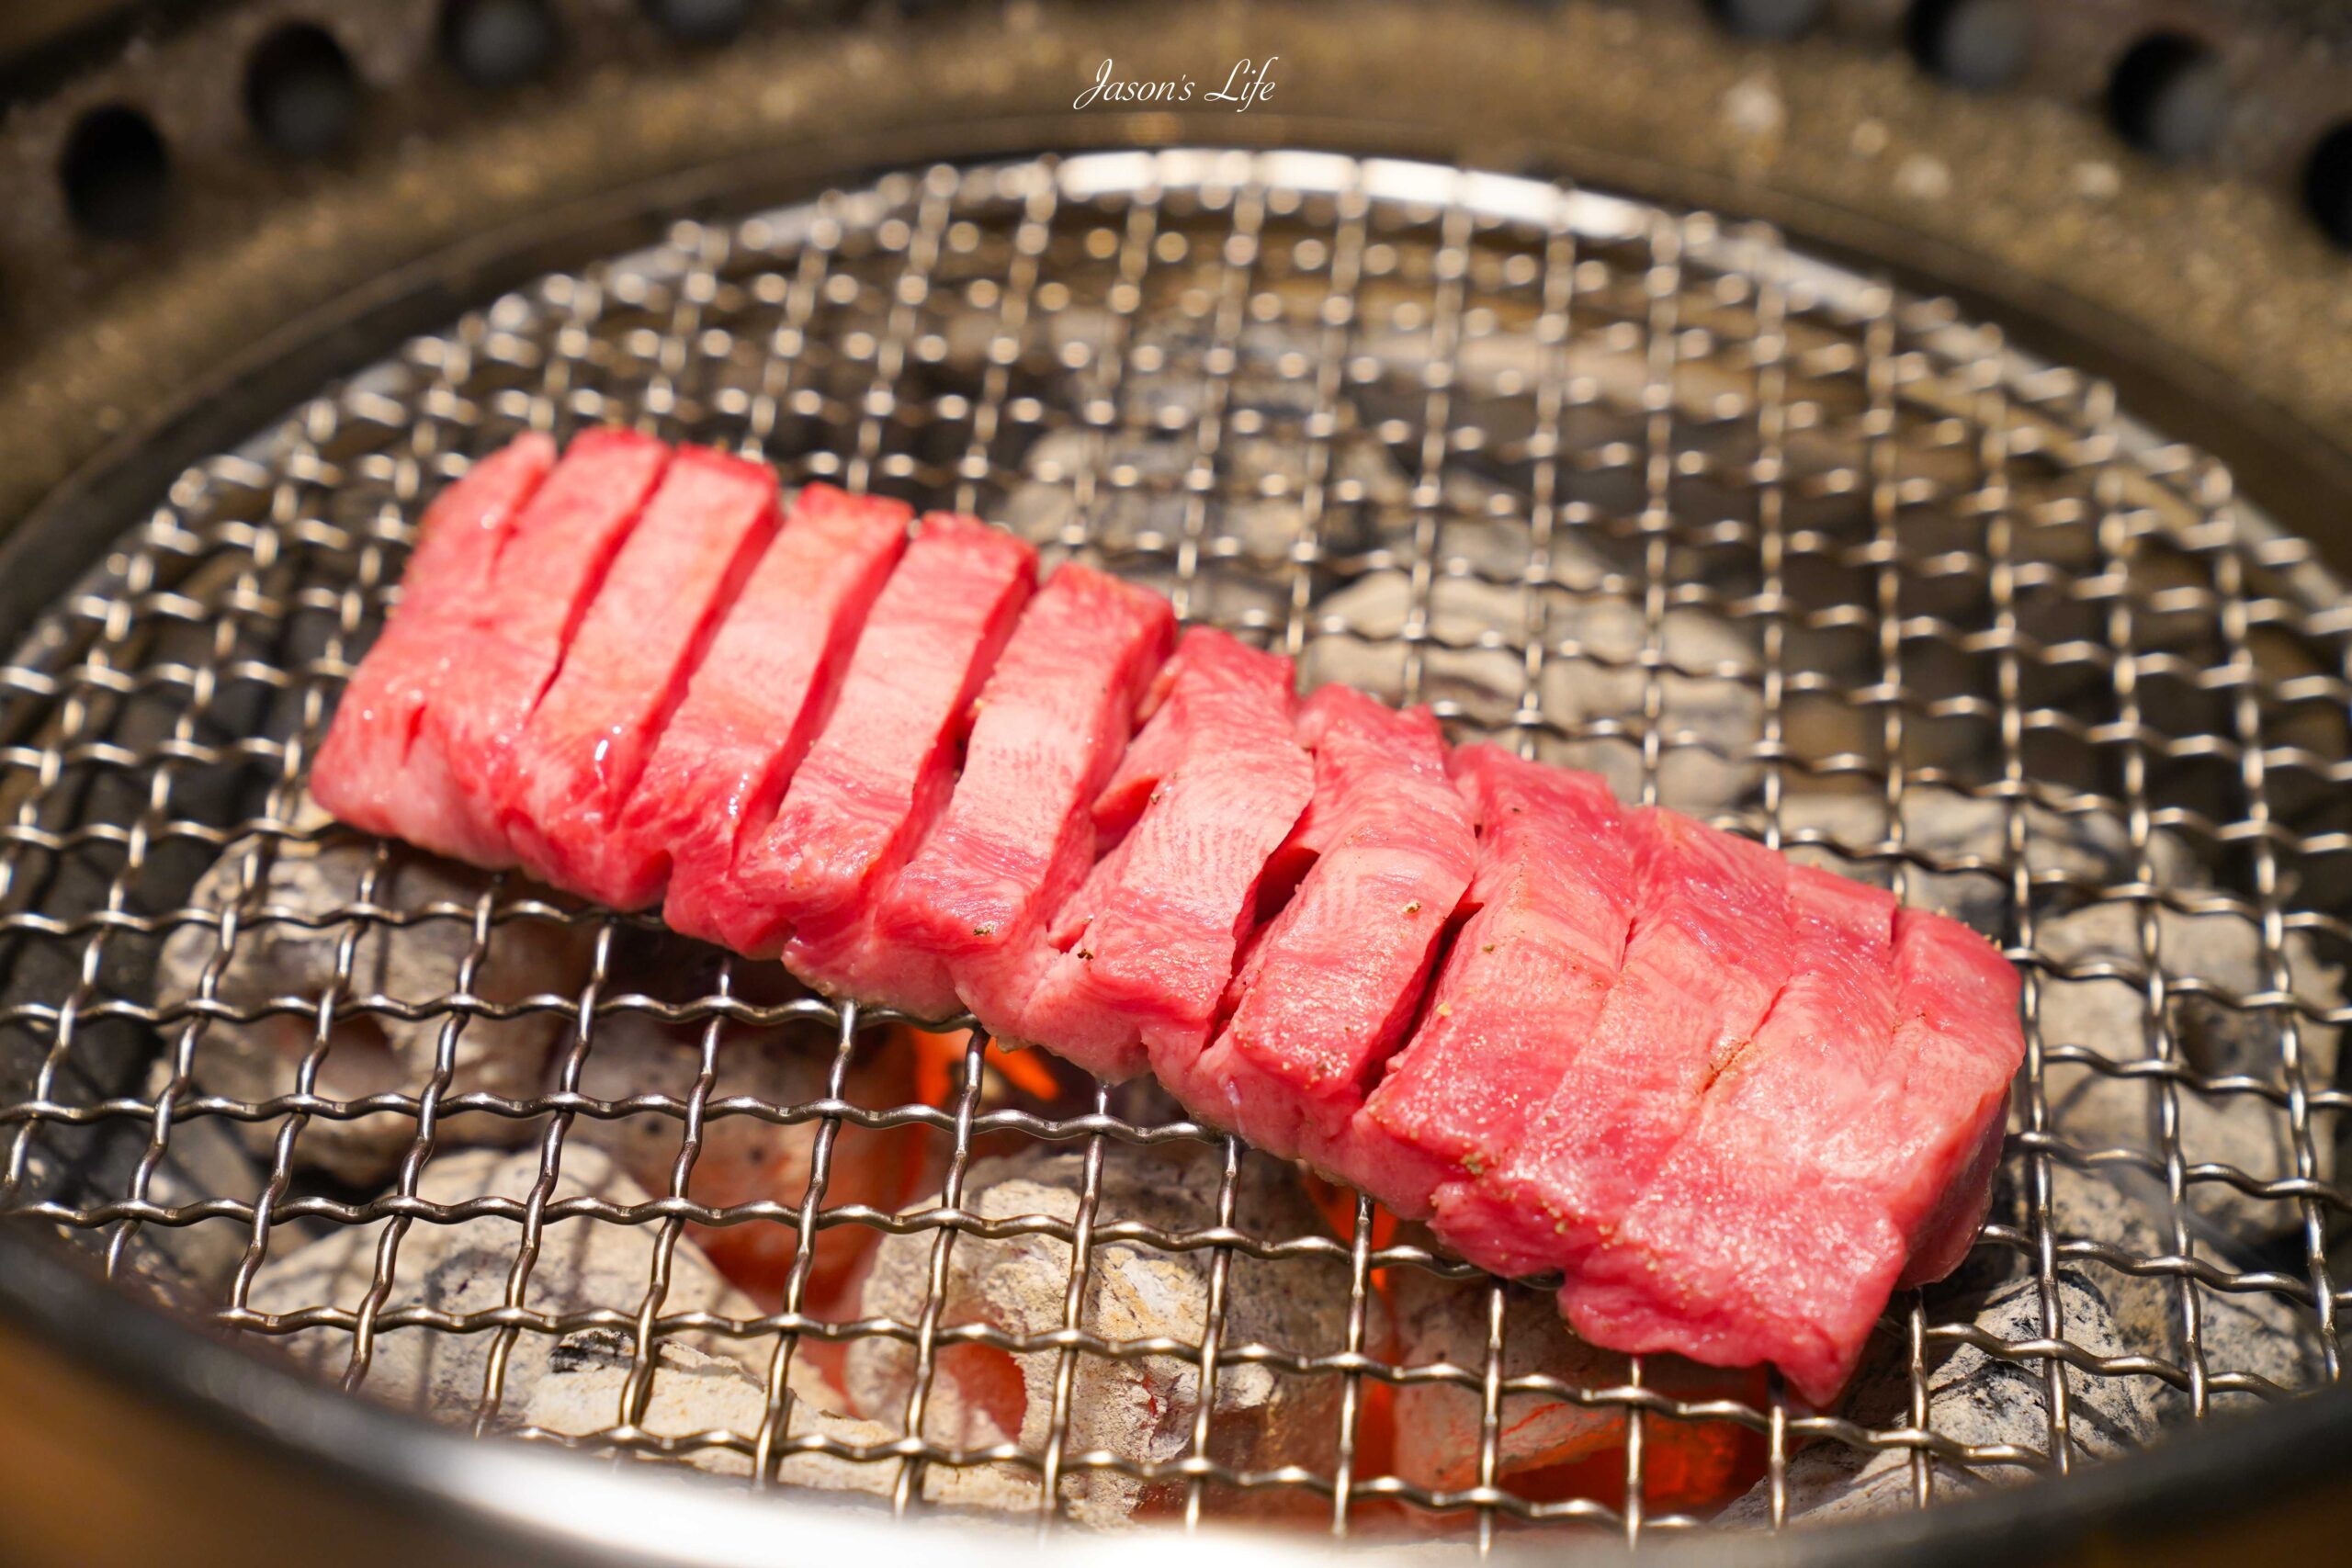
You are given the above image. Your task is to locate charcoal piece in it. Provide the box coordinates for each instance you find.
[2007,1163,2321,1424]
[1776,786,2197,939]
[1303,568,1761,812]
[160,811,591,1185]
[1722,1267,2160,1524]
[244,1144,758,1428]
[524,1328,1037,1511]
[2034,900,2342,1245]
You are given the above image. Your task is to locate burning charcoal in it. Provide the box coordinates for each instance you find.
[842,1142,1374,1527]
[1302,568,1762,813]
[2034,901,2342,1245]
[245,1144,759,1428]
[565,1009,924,1309]
[2001,1164,2321,1423]
[1721,1267,2161,1524]
[1387,1264,1758,1507]
[524,1328,1037,1511]
[1776,787,2197,940]
[161,816,590,1185]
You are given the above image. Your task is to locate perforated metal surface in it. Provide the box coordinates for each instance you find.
[1,148,2347,1547]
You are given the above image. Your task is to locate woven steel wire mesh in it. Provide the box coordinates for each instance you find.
[1,148,2348,1546]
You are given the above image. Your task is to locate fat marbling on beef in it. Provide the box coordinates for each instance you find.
[1182,685,1476,1172]
[1436,809,1794,1280]
[426,428,673,864]
[636,483,911,946]
[502,446,781,905]
[1352,745,1635,1220]
[719,514,1035,999]
[310,433,555,863]
[877,563,1173,1038]
[1018,627,1313,1083]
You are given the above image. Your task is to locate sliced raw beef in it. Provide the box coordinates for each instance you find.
[876,564,1173,1031]
[1553,865,1900,1404]
[1438,810,1792,1279]
[423,429,672,865]
[503,446,780,905]
[717,515,1036,992]
[311,433,554,863]
[1018,628,1312,1082]
[1352,747,1635,1219]
[312,428,2035,1404]
[629,484,911,945]
[1185,687,1475,1167]
[1879,908,2023,1287]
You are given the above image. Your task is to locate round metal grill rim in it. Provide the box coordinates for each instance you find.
[0,145,2346,1551]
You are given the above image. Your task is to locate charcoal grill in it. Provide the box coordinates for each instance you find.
[4,5,2352,1566]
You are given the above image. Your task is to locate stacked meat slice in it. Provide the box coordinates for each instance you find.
[313,432,2026,1407]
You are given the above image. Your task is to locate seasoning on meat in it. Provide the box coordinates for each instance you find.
[502,447,780,905]
[311,433,554,863]
[1018,628,1312,1082]
[717,514,1037,990]
[1185,686,1475,1171]
[1554,865,1900,1405]
[876,563,1173,1033]
[632,483,911,946]
[1439,810,1792,1279]
[425,428,673,864]
[1353,746,1635,1219]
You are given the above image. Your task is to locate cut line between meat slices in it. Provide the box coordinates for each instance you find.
[637,483,912,945]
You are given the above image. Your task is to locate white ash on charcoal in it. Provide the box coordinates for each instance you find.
[1302,568,1762,813]
[562,1004,925,1308]
[1720,1266,2161,1526]
[160,814,591,1185]
[1386,1262,1757,1503]
[1991,1163,2322,1422]
[2032,900,2342,1246]
[1775,787,2197,941]
[523,1328,1037,1512]
[244,1145,767,1429]
[843,1142,1375,1527]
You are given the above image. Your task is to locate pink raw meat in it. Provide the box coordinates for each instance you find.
[876,564,1173,1030]
[631,483,911,946]
[311,433,554,863]
[1878,908,2023,1287]
[718,514,1037,992]
[1437,809,1792,1279]
[422,428,672,866]
[1553,865,1900,1404]
[502,446,781,905]
[1351,747,1634,1219]
[1184,687,1475,1167]
[1018,628,1312,1083]
[314,425,2037,1404]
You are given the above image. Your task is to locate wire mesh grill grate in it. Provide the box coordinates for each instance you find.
[1,148,2348,1545]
